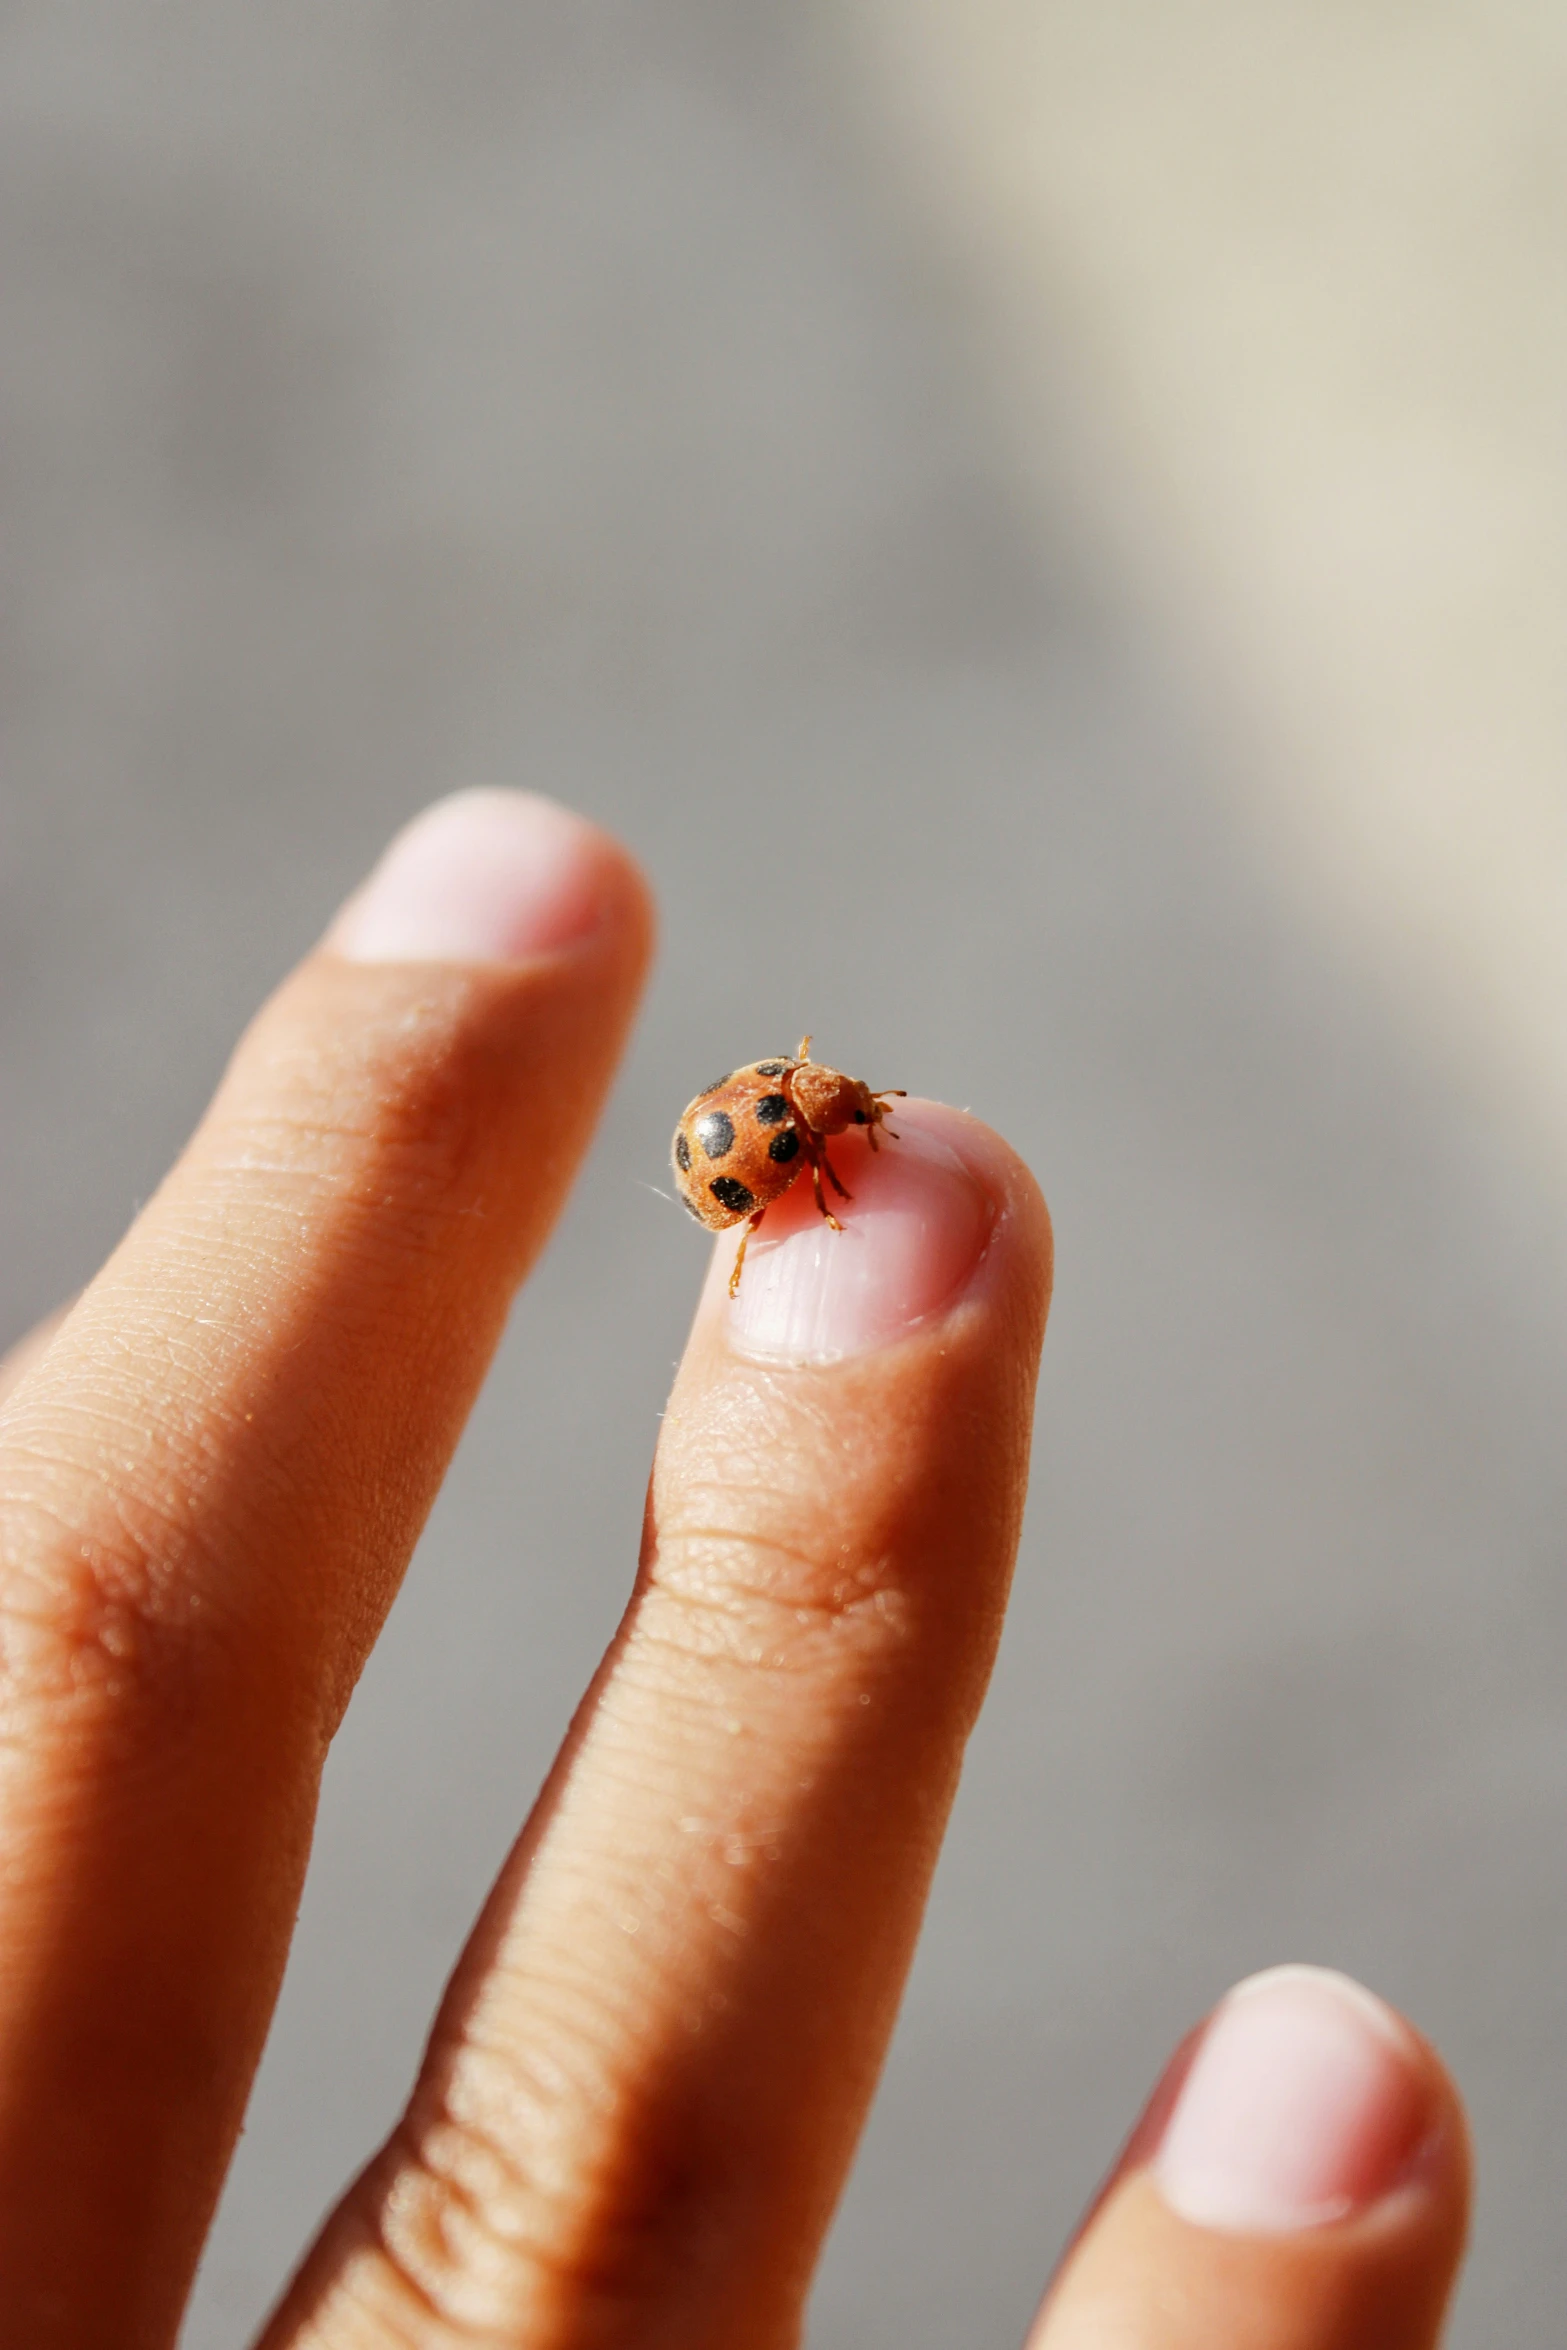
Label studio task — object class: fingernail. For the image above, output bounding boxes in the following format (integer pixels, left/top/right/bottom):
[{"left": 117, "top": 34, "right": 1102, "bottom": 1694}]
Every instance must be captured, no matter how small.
[
  {"left": 1154, "top": 1966, "right": 1434, "bottom": 2234},
  {"left": 722, "top": 1111, "right": 996, "bottom": 1364},
  {"left": 329, "top": 790, "right": 613, "bottom": 962}
]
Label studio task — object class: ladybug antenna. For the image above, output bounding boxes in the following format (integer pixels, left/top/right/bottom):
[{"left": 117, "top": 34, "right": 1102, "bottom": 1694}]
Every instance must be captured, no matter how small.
[{"left": 797, "top": 1034, "right": 813, "bottom": 1061}]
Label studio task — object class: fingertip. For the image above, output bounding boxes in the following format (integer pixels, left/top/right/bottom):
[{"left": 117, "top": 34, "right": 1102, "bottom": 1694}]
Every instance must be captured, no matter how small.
[
  {"left": 327, "top": 788, "right": 655, "bottom": 970},
  {"left": 710, "top": 1099, "right": 1051, "bottom": 1367},
  {"left": 910, "top": 1099, "right": 1054, "bottom": 1293},
  {"left": 1152, "top": 1966, "right": 1459, "bottom": 2236},
  {"left": 1034, "top": 1967, "right": 1471, "bottom": 2349}
]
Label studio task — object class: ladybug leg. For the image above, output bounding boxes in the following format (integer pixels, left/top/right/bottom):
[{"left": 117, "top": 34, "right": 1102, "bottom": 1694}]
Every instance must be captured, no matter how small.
[
  {"left": 805, "top": 1138, "right": 843, "bottom": 1232},
  {"left": 728, "top": 1207, "right": 767, "bottom": 1299},
  {"left": 821, "top": 1143, "right": 851, "bottom": 1201}
]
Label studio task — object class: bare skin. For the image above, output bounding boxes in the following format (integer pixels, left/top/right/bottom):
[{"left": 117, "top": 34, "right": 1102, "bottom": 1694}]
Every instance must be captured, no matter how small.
[{"left": 0, "top": 792, "right": 1470, "bottom": 2348}]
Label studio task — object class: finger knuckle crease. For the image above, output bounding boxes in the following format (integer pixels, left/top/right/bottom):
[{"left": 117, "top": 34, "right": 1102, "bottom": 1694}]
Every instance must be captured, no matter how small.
[
  {"left": 0, "top": 1505, "right": 236, "bottom": 1730},
  {"left": 648, "top": 1523, "right": 911, "bottom": 1646},
  {"left": 368, "top": 2097, "right": 694, "bottom": 2338},
  {"left": 221, "top": 1039, "right": 498, "bottom": 1217}
]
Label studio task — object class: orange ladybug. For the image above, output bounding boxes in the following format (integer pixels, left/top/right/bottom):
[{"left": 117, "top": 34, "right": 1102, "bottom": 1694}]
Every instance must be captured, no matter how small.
[{"left": 672, "top": 1036, "right": 905, "bottom": 1295}]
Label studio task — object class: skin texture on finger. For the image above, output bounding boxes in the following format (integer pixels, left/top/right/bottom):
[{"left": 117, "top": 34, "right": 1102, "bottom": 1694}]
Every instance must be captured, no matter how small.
[
  {"left": 261, "top": 1105, "right": 1051, "bottom": 2350},
  {"left": 0, "top": 793, "right": 652, "bottom": 2349},
  {"left": 1030, "top": 1969, "right": 1471, "bottom": 2350}
]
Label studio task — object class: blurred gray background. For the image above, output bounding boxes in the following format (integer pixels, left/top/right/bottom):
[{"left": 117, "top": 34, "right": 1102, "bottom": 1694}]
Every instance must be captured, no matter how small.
[{"left": 4, "top": 5, "right": 1566, "bottom": 2344}]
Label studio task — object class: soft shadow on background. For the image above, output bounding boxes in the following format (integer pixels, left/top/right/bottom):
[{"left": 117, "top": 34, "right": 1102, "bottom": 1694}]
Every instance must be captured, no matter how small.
[{"left": 3, "top": 7, "right": 1565, "bottom": 2345}]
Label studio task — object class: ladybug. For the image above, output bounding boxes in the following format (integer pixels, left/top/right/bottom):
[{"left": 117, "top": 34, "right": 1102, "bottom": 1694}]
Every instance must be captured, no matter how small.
[{"left": 672, "top": 1036, "right": 905, "bottom": 1295}]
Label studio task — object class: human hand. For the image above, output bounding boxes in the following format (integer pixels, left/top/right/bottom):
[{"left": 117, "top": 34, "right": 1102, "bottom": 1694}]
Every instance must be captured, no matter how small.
[{"left": 0, "top": 792, "right": 1470, "bottom": 2346}]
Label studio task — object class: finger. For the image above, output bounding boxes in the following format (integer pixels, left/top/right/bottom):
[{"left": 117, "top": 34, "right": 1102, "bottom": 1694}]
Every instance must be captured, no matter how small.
[
  {"left": 0, "top": 790, "right": 652, "bottom": 2347},
  {"left": 261, "top": 1103, "right": 1052, "bottom": 2350},
  {"left": 1030, "top": 1966, "right": 1471, "bottom": 2350}
]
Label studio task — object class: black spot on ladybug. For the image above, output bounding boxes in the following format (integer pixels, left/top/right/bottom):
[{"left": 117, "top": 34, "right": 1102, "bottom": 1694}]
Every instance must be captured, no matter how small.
[
  {"left": 700, "top": 1072, "right": 733, "bottom": 1098},
  {"left": 674, "top": 1131, "right": 692, "bottom": 1173},
  {"left": 768, "top": 1127, "right": 800, "bottom": 1163},
  {"left": 755, "top": 1060, "right": 788, "bottom": 1077},
  {"left": 710, "top": 1176, "right": 755, "bottom": 1214},
  {"left": 754, "top": 1092, "right": 790, "bottom": 1126},
  {"left": 681, "top": 1191, "right": 705, "bottom": 1220},
  {"left": 694, "top": 1110, "right": 735, "bottom": 1160},
  {"left": 852, "top": 1108, "right": 867, "bottom": 1122}
]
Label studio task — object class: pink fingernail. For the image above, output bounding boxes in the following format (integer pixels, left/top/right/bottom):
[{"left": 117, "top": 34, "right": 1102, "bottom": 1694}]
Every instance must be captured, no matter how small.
[
  {"left": 720, "top": 1108, "right": 997, "bottom": 1364},
  {"left": 329, "top": 790, "right": 613, "bottom": 962},
  {"left": 1154, "top": 1966, "right": 1433, "bottom": 2234}
]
